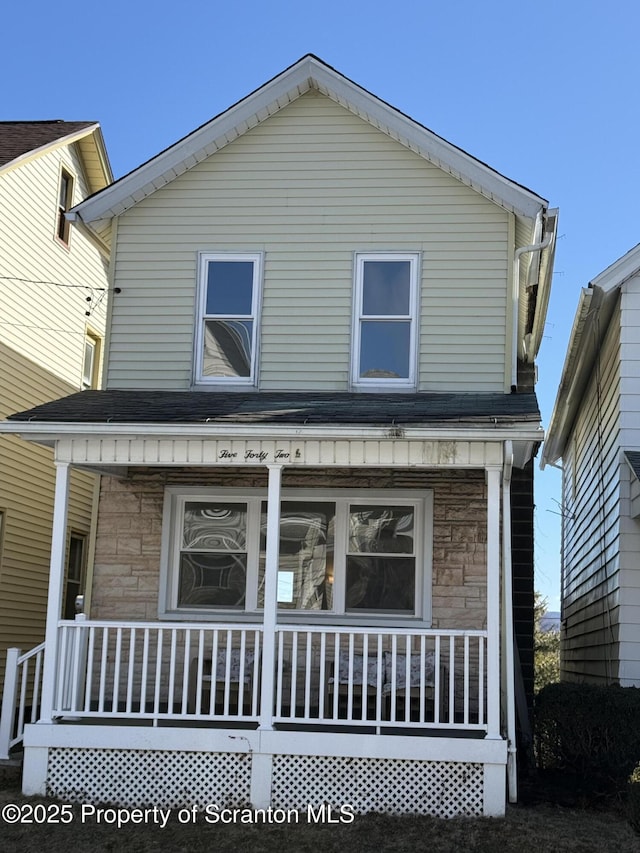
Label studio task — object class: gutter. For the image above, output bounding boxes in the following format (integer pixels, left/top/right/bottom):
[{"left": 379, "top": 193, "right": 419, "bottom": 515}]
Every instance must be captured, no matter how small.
[
  {"left": 512, "top": 211, "right": 556, "bottom": 391},
  {"left": 0, "top": 420, "right": 545, "bottom": 444}
]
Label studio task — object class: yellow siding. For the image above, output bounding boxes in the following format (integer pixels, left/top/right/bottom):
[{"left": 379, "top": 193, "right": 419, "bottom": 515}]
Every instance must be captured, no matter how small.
[
  {"left": 0, "top": 343, "right": 98, "bottom": 660},
  {"left": 109, "top": 91, "right": 510, "bottom": 393},
  {"left": 0, "top": 145, "right": 108, "bottom": 388},
  {"left": 0, "top": 135, "right": 109, "bottom": 673}
]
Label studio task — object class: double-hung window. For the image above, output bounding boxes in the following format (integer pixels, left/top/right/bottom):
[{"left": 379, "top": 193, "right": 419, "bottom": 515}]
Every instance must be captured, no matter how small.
[
  {"left": 352, "top": 253, "right": 420, "bottom": 389},
  {"left": 161, "top": 488, "right": 432, "bottom": 621},
  {"left": 195, "top": 253, "right": 263, "bottom": 385}
]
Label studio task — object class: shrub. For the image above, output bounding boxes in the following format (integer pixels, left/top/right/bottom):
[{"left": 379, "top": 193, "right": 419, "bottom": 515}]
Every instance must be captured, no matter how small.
[
  {"left": 628, "top": 762, "right": 640, "bottom": 831},
  {"left": 535, "top": 682, "right": 640, "bottom": 802}
]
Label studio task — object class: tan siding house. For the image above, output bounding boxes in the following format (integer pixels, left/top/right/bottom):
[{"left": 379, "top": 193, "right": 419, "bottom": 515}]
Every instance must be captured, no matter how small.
[
  {"left": 0, "top": 122, "right": 111, "bottom": 686},
  {"left": 543, "top": 243, "right": 640, "bottom": 685},
  {"left": 0, "top": 58, "right": 557, "bottom": 818}
]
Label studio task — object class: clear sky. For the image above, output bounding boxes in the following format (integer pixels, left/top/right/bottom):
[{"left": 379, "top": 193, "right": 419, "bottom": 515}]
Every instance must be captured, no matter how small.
[{"left": 5, "top": 0, "right": 640, "bottom": 610}]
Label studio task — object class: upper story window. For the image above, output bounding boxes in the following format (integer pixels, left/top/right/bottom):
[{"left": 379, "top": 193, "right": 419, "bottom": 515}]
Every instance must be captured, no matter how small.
[
  {"left": 195, "top": 253, "right": 263, "bottom": 385},
  {"left": 351, "top": 253, "right": 420, "bottom": 389},
  {"left": 56, "top": 168, "right": 74, "bottom": 246}
]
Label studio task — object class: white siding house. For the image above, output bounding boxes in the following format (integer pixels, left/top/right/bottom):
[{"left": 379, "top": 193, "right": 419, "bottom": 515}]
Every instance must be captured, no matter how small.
[
  {"left": 0, "top": 57, "right": 557, "bottom": 817},
  {"left": 542, "top": 243, "right": 640, "bottom": 684}
]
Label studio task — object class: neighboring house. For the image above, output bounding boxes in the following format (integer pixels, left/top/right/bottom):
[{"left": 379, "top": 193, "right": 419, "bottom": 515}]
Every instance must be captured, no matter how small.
[
  {"left": 0, "top": 122, "right": 111, "bottom": 691},
  {"left": 0, "top": 57, "right": 557, "bottom": 817},
  {"left": 542, "top": 244, "right": 640, "bottom": 685}
]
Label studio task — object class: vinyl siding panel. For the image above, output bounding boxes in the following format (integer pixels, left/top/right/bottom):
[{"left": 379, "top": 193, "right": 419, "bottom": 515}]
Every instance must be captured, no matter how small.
[
  {"left": 560, "top": 301, "right": 622, "bottom": 684},
  {"left": 0, "top": 146, "right": 108, "bottom": 388},
  {"left": 617, "top": 277, "right": 640, "bottom": 684},
  {"left": 0, "top": 344, "right": 98, "bottom": 666},
  {"left": 0, "top": 137, "right": 109, "bottom": 678},
  {"left": 108, "top": 90, "right": 510, "bottom": 392}
]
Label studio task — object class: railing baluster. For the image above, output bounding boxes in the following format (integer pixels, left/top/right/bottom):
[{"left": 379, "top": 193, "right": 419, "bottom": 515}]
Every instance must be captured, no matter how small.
[
  {"left": 140, "top": 629, "right": 149, "bottom": 713},
  {"left": 126, "top": 629, "right": 136, "bottom": 714},
  {"left": 98, "top": 628, "right": 108, "bottom": 714},
  {"left": 463, "top": 634, "right": 470, "bottom": 726},
  {"left": 304, "top": 631, "right": 312, "bottom": 720},
  {"left": 112, "top": 627, "right": 122, "bottom": 713}
]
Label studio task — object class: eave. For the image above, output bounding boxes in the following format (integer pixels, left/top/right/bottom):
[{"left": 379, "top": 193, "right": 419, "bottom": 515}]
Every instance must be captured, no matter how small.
[{"left": 69, "top": 55, "right": 548, "bottom": 235}]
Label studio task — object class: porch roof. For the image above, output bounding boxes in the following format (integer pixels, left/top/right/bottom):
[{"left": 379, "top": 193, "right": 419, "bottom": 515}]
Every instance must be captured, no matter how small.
[{"left": 7, "top": 389, "right": 540, "bottom": 428}]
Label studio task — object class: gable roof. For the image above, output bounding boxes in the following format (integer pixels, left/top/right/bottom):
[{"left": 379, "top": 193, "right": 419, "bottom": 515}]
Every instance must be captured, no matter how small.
[
  {"left": 542, "top": 243, "right": 640, "bottom": 466},
  {"left": 0, "top": 120, "right": 113, "bottom": 195},
  {"left": 69, "top": 54, "right": 548, "bottom": 233}
]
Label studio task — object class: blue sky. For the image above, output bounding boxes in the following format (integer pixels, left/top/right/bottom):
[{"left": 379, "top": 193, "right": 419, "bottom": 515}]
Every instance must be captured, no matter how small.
[{"left": 5, "top": 1, "right": 640, "bottom": 609}]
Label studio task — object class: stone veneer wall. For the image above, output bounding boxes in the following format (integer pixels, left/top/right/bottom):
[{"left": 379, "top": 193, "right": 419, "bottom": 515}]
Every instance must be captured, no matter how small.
[{"left": 90, "top": 467, "right": 487, "bottom": 629}]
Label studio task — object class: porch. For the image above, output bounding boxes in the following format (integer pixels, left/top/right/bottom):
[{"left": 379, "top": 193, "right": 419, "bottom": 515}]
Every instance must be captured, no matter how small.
[
  {"left": 0, "top": 425, "right": 534, "bottom": 816},
  {"left": 2, "top": 619, "right": 504, "bottom": 817}
]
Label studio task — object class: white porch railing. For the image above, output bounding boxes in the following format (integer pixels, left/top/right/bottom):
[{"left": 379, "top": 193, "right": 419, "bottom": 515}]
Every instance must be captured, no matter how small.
[
  {"left": 2, "top": 621, "right": 488, "bottom": 742},
  {"left": 274, "top": 626, "right": 487, "bottom": 730},
  {"left": 0, "top": 643, "right": 45, "bottom": 758},
  {"left": 53, "top": 620, "right": 262, "bottom": 724}
]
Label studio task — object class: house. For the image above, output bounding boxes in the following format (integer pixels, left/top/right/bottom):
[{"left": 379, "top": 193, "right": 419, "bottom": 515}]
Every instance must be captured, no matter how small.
[
  {"left": 542, "top": 244, "right": 640, "bottom": 685},
  {"left": 0, "top": 57, "right": 557, "bottom": 817},
  {"left": 0, "top": 122, "right": 111, "bottom": 692}
]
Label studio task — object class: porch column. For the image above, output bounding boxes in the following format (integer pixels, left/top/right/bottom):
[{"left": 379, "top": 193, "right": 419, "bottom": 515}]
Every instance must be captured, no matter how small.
[
  {"left": 258, "top": 464, "right": 283, "bottom": 731},
  {"left": 486, "top": 466, "right": 502, "bottom": 739},
  {"left": 39, "top": 461, "right": 71, "bottom": 723}
]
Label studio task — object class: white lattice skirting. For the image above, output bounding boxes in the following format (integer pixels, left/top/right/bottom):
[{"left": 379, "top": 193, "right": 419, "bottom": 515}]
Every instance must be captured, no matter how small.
[
  {"left": 47, "top": 749, "right": 252, "bottom": 809},
  {"left": 45, "top": 748, "right": 484, "bottom": 817},
  {"left": 272, "top": 755, "right": 484, "bottom": 817}
]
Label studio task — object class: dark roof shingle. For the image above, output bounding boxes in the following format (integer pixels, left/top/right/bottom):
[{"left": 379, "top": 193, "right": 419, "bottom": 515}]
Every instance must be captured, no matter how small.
[
  {"left": 0, "top": 121, "right": 95, "bottom": 168},
  {"left": 7, "top": 390, "right": 541, "bottom": 428}
]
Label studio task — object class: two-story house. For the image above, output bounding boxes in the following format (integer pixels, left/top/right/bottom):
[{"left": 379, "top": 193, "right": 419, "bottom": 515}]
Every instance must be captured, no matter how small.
[
  {"left": 0, "top": 122, "right": 111, "bottom": 693},
  {"left": 0, "top": 57, "right": 556, "bottom": 817},
  {"left": 542, "top": 244, "right": 640, "bottom": 685}
]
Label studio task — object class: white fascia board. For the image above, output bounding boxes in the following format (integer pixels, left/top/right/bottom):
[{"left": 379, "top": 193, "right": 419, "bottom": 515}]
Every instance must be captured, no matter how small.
[
  {"left": 590, "top": 243, "right": 640, "bottom": 294},
  {"left": 541, "top": 288, "right": 594, "bottom": 466},
  {"left": 527, "top": 208, "right": 559, "bottom": 360},
  {"left": 0, "top": 124, "right": 101, "bottom": 177},
  {"left": 0, "top": 420, "right": 544, "bottom": 444},
  {"left": 70, "top": 56, "right": 547, "bottom": 227}
]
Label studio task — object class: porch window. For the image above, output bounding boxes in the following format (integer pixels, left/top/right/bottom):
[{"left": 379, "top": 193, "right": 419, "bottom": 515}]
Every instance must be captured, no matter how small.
[
  {"left": 161, "top": 488, "right": 432, "bottom": 620},
  {"left": 351, "top": 253, "right": 420, "bottom": 389},
  {"left": 195, "top": 252, "right": 263, "bottom": 385}
]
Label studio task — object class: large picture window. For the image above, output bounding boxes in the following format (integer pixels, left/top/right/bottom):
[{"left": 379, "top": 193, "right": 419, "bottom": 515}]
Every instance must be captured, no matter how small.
[
  {"left": 161, "top": 488, "right": 432, "bottom": 621},
  {"left": 352, "top": 253, "right": 420, "bottom": 389},
  {"left": 195, "top": 253, "right": 263, "bottom": 384}
]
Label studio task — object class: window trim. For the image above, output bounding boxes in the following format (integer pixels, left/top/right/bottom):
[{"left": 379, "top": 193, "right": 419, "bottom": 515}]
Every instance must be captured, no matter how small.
[
  {"left": 159, "top": 486, "right": 433, "bottom": 625},
  {"left": 194, "top": 252, "right": 263, "bottom": 387},
  {"left": 82, "top": 328, "right": 102, "bottom": 390},
  {"left": 56, "top": 167, "right": 74, "bottom": 247},
  {"left": 351, "top": 252, "right": 420, "bottom": 390}
]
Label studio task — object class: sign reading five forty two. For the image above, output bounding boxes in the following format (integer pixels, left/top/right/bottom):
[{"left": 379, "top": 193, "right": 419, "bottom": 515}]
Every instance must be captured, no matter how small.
[{"left": 217, "top": 448, "right": 295, "bottom": 463}]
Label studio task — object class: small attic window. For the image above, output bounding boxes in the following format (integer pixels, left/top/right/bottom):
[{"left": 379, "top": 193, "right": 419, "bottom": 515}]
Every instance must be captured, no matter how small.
[{"left": 56, "top": 168, "right": 74, "bottom": 245}]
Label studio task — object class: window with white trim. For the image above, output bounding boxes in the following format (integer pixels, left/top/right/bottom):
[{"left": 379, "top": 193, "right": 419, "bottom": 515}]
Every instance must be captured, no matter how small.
[
  {"left": 352, "top": 253, "right": 420, "bottom": 389},
  {"left": 160, "top": 488, "right": 432, "bottom": 621},
  {"left": 82, "top": 330, "right": 101, "bottom": 390},
  {"left": 56, "top": 168, "right": 74, "bottom": 245},
  {"left": 195, "top": 253, "right": 262, "bottom": 384}
]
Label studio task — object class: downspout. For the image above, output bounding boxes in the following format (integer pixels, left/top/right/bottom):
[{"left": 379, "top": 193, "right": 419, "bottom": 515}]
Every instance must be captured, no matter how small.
[
  {"left": 512, "top": 212, "right": 553, "bottom": 391},
  {"left": 502, "top": 441, "right": 518, "bottom": 802}
]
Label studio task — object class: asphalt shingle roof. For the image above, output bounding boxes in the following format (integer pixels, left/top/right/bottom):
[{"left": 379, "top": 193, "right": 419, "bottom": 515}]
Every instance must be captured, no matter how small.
[
  {"left": 7, "top": 390, "right": 541, "bottom": 428},
  {"left": 0, "top": 121, "right": 95, "bottom": 168}
]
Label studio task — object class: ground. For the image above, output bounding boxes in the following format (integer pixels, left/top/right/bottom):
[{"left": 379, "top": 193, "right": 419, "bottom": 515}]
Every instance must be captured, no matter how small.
[{"left": 0, "top": 764, "right": 638, "bottom": 852}]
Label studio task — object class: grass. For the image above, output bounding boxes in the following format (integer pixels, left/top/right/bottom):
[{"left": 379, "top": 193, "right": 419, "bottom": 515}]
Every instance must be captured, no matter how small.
[{"left": 1, "top": 764, "right": 638, "bottom": 853}]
